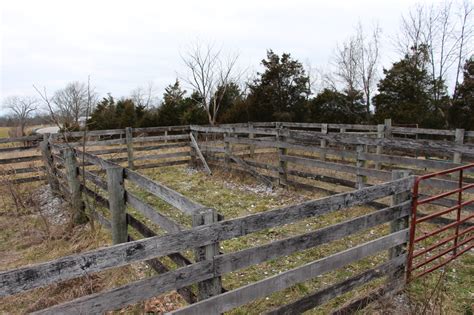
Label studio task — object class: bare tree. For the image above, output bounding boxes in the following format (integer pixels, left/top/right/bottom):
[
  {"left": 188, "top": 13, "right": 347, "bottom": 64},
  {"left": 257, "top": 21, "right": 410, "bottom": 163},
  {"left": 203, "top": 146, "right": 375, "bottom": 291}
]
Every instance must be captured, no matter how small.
[
  {"left": 396, "top": 1, "right": 473, "bottom": 97},
  {"left": 454, "top": 0, "right": 473, "bottom": 94},
  {"left": 333, "top": 22, "right": 381, "bottom": 118},
  {"left": 130, "top": 81, "right": 159, "bottom": 108},
  {"left": 181, "top": 41, "right": 240, "bottom": 125},
  {"left": 2, "top": 96, "right": 38, "bottom": 136},
  {"left": 52, "top": 81, "right": 96, "bottom": 128}
]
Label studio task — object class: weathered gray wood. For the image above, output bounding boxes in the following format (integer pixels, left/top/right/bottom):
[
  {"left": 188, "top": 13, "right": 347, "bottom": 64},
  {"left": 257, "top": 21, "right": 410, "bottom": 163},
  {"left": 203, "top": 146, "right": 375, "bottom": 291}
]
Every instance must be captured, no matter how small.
[
  {"left": 0, "top": 177, "right": 413, "bottom": 297},
  {"left": 215, "top": 202, "right": 410, "bottom": 276},
  {"left": 190, "top": 132, "right": 212, "bottom": 175},
  {"left": 124, "top": 168, "right": 203, "bottom": 214},
  {"left": 265, "top": 255, "right": 406, "bottom": 315},
  {"left": 0, "top": 155, "right": 42, "bottom": 165},
  {"left": 388, "top": 170, "right": 411, "bottom": 284},
  {"left": 0, "top": 134, "right": 42, "bottom": 144},
  {"left": 125, "top": 191, "right": 182, "bottom": 234},
  {"left": 224, "top": 132, "right": 231, "bottom": 169},
  {"left": 170, "top": 230, "right": 409, "bottom": 315},
  {"left": 356, "top": 145, "right": 368, "bottom": 189},
  {"left": 40, "top": 139, "right": 60, "bottom": 193},
  {"left": 0, "top": 145, "right": 37, "bottom": 153},
  {"left": 132, "top": 151, "right": 190, "bottom": 161},
  {"left": 33, "top": 261, "right": 214, "bottom": 315},
  {"left": 134, "top": 159, "right": 190, "bottom": 170},
  {"left": 376, "top": 124, "right": 385, "bottom": 170},
  {"left": 125, "top": 127, "right": 135, "bottom": 169},
  {"left": 193, "top": 208, "right": 222, "bottom": 300},
  {"left": 229, "top": 154, "right": 273, "bottom": 188},
  {"left": 277, "top": 126, "right": 288, "bottom": 187},
  {"left": 8, "top": 175, "right": 46, "bottom": 184},
  {"left": 106, "top": 166, "right": 128, "bottom": 244},
  {"left": 453, "top": 129, "right": 465, "bottom": 177},
  {"left": 0, "top": 165, "right": 45, "bottom": 175},
  {"left": 64, "top": 148, "right": 87, "bottom": 224},
  {"left": 287, "top": 169, "right": 355, "bottom": 188},
  {"left": 249, "top": 122, "right": 255, "bottom": 157},
  {"left": 320, "top": 123, "right": 328, "bottom": 161}
]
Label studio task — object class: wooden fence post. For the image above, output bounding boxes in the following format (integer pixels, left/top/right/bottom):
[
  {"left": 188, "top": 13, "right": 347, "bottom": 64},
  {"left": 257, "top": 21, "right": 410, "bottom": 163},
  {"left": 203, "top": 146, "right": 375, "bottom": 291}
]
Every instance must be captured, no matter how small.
[
  {"left": 125, "top": 127, "right": 134, "bottom": 170},
  {"left": 224, "top": 132, "right": 230, "bottom": 170},
  {"left": 249, "top": 122, "right": 255, "bottom": 158},
  {"left": 64, "top": 148, "right": 88, "bottom": 224},
  {"left": 384, "top": 118, "right": 392, "bottom": 139},
  {"left": 356, "top": 145, "right": 367, "bottom": 189},
  {"left": 277, "top": 125, "right": 288, "bottom": 187},
  {"left": 340, "top": 127, "right": 346, "bottom": 162},
  {"left": 40, "top": 135, "right": 60, "bottom": 194},
  {"left": 388, "top": 170, "right": 411, "bottom": 285},
  {"left": 375, "top": 124, "right": 385, "bottom": 170},
  {"left": 106, "top": 166, "right": 128, "bottom": 244},
  {"left": 320, "top": 123, "right": 328, "bottom": 161},
  {"left": 192, "top": 208, "right": 222, "bottom": 300},
  {"left": 453, "top": 128, "right": 464, "bottom": 164},
  {"left": 165, "top": 130, "right": 168, "bottom": 144}
]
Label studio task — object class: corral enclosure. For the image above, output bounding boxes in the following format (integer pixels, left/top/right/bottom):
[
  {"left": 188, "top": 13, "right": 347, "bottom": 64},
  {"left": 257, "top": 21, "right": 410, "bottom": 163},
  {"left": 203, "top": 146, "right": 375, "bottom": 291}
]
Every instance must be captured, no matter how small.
[{"left": 0, "top": 121, "right": 473, "bottom": 314}]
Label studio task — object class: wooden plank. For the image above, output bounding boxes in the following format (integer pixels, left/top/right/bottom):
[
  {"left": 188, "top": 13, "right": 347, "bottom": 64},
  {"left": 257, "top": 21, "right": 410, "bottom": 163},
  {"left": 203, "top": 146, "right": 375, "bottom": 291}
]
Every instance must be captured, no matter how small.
[
  {"left": 265, "top": 255, "right": 406, "bottom": 315},
  {"left": 132, "top": 134, "right": 190, "bottom": 144},
  {"left": 0, "top": 177, "right": 412, "bottom": 296},
  {"left": 64, "top": 148, "right": 87, "bottom": 224},
  {"left": 133, "top": 151, "right": 190, "bottom": 161},
  {"left": 287, "top": 169, "right": 355, "bottom": 188},
  {"left": 0, "top": 155, "right": 42, "bottom": 165},
  {"left": 33, "top": 261, "right": 214, "bottom": 315},
  {"left": 8, "top": 175, "right": 46, "bottom": 184},
  {"left": 190, "top": 132, "right": 212, "bottom": 175},
  {"left": 134, "top": 159, "right": 190, "bottom": 170},
  {"left": 170, "top": 230, "right": 409, "bottom": 315},
  {"left": 190, "top": 125, "right": 278, "bottom": 136},
  {"left": 229, "top": 154, "right": 273, "bottom": 188},
  {"left": 0, "top": 145, "right": 37, "bottom": 153},
  {"left": 124, "top": 168, "right": 204, "bottom": 214},
  {"left": 125, "top": 191, "right": 183, "bottom": 234},
  {"left": 0, "top": 134, "right": 42, "bottom": 144},
  {"left": 215, "top": 202, "right": 410, "bottom": 276}
]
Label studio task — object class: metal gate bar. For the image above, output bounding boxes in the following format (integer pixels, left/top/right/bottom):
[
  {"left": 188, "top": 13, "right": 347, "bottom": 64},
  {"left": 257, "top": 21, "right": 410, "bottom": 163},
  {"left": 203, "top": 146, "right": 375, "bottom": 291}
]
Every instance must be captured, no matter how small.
[{"left": 406, "top": 163, "right": 474, "bottom": 282}]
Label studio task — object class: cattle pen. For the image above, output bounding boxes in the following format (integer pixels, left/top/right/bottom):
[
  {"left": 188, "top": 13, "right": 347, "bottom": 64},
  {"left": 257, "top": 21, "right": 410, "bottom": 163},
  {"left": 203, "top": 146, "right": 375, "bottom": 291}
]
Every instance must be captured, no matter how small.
[{"left": 0, "top": 120, "right": 473, "bottom": 314}]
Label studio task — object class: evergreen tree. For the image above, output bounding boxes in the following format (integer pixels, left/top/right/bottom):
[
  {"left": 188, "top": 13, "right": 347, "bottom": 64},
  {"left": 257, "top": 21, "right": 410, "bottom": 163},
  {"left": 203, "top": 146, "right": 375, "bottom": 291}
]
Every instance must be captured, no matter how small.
[
  {"left": 307, "top": 88, "right": 365, "bottom": 123},
  {"left": 247, "top": 50, "right": 310, "bottom": 122},
  {"left": 373, "top": 46, "right": 446, "bottom": 128},
  {"left": 449, "top": 57, "right": 474, "bottom": 130}
]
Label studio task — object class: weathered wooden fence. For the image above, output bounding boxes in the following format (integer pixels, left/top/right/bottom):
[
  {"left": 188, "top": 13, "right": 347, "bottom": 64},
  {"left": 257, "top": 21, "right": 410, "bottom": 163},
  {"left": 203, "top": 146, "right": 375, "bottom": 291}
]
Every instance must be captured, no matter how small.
[
  {"left": 0, "top": 145, "right": 415, "bottom": 313},
  {"left": 1, "top": 121, "right": 474, "bottom": 313}
]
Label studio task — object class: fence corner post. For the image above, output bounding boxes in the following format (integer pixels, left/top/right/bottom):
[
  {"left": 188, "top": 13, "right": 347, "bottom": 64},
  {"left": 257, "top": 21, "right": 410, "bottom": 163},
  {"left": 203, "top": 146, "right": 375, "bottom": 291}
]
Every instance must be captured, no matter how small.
[
  {"left": 388, "top": 169, "right": 411, "bottom": 286},
  {"left": 64, "top": 147, "right": 88, "bottom": 225},
  {"left": 125, "top": 127, "right": 135, "bottom": 170},
  {"left": 192, "top": 208, "right": 222, "bottom": 300},
  {"left": 40, "top": 135, "right": 60, "bottom": 194},
  {"left": 106, "top": 166, "right": 127, "bottom": 244}
]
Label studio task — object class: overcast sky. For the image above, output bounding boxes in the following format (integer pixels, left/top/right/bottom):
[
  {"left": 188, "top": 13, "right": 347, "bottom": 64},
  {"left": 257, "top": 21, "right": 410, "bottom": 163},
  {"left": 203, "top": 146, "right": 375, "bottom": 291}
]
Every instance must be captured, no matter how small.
[{"left": 1, "top": 0, "right": 435, "bottom": 111}]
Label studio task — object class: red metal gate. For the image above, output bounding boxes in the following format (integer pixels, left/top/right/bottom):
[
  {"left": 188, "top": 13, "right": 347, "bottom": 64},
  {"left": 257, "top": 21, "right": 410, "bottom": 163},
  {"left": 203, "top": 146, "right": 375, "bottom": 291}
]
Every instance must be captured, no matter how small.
[{"left": 406, "top": 163, "right": 474, "bottom": 281}]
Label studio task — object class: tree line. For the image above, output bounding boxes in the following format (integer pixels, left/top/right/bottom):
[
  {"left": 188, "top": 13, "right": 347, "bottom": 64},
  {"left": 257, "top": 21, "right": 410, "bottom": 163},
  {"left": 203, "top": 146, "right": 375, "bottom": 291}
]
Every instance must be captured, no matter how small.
[{"left": 2, "top": 1, "right": 473, "bottom": 134}]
